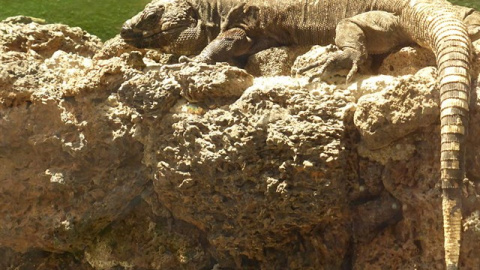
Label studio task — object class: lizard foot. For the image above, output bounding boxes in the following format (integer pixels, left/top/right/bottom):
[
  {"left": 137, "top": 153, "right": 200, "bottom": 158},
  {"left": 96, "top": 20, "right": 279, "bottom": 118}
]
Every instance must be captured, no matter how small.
[{"left": 293, "top": 47, "right": 364, "bottom": 83}]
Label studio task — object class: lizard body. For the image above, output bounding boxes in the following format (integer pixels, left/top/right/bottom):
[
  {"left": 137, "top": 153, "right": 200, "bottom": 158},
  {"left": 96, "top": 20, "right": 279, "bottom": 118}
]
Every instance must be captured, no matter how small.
[
  {"left": 121, "top": 0, "right": 409, "bottom": 61},
  {"left": 121, "top": 1, "right": 480, "bottom": 269}
]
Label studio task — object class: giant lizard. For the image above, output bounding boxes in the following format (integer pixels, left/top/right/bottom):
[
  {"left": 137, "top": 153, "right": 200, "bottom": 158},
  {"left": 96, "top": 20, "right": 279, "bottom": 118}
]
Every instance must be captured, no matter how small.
[{"left": 120, "top": 1, "right": 480, "bottom": 269}]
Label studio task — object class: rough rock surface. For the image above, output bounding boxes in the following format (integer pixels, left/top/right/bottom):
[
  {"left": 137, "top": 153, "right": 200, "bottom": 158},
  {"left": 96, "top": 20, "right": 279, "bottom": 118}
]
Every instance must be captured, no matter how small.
[
  {"left": 245, "top": 46, "right": 310, "bottom": 77},
  {"left": 1, "top": 17, "right": 480, "bottom": 270}
]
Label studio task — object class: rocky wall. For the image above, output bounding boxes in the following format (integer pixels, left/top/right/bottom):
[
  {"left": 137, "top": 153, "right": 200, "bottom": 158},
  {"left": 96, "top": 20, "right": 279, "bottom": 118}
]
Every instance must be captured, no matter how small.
[{"left": 1, "top": 16, "right": 480, "bottom": 270}]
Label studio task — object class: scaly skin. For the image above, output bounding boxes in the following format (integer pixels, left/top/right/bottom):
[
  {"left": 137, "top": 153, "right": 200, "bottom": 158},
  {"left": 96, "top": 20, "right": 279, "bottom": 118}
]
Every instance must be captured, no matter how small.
[{"left": 121, "top": 1, "right": 480, "bottom": 269}]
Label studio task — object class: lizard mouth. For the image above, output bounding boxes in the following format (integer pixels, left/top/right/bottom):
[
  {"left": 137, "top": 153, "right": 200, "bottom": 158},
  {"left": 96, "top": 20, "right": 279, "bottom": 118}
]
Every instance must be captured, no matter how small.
[
  {"left": 143, "top": 24, "right": 187, "bottom": 38},
  {"left": 121, "top": 24, "right": 188, "bottom": 45}
]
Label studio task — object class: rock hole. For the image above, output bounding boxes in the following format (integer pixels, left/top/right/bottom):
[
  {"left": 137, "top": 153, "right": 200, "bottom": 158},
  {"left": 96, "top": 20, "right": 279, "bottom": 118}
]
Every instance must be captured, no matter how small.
[{"left": 414, "top": 239, "right": 423, "bottom": 253}]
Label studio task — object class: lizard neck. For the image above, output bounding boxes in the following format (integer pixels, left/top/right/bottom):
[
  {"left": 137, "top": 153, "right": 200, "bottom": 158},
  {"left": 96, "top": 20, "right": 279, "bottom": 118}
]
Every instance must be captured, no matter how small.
[{"left": 189, "top": 0, "right": 240, "bottom": 43}]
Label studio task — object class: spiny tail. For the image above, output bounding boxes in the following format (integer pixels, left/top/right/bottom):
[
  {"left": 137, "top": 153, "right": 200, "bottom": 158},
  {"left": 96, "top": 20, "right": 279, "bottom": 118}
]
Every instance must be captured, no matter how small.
[{"left": 401, "top": 3, "right": 472, "bottom": 270}]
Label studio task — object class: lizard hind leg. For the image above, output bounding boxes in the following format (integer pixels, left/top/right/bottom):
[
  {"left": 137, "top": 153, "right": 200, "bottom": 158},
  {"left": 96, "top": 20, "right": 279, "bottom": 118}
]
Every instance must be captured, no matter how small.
[{"left": 295, "top": 11, "right": 406, "bottom": 83}]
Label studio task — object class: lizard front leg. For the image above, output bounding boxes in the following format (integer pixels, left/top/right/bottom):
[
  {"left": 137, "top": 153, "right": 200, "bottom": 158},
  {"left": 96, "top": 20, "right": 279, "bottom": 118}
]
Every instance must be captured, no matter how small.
[
  {"left": 297, "top": 11, "right": 409, "bottom": 82},
  {"left": 180, "top": 27, "right": 253, "bottom": 65}
]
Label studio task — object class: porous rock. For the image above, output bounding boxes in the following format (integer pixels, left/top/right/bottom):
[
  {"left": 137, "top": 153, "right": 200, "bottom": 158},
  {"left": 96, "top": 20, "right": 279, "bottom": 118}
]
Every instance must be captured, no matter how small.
[
  {"left": 136, "top": 76, "right": 352, "bottom": 268},
  {"left": 177, "top": 62, "right": 254, "bottom": 102},
  {"left": 378, "top": 46, "right": 436, "bottom": 76},
  {"left": 245, "top": 46, "right": 310, "bottom": 77},
  {"left": 0, "top": 16, "right": 101, "bottom": 58},
  {"left": 354, "top": 67, "right": 439, "bottom": 157}
]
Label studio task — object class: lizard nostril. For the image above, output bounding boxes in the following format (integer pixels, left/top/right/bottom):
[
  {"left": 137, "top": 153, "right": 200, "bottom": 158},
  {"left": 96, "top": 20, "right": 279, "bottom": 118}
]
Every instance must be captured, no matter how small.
[
  {"left": 120, "top": 19, "right": 136, "bottom": 38},
  {"left": 120, "top": 27, "right": 131, "bottom": 38}
]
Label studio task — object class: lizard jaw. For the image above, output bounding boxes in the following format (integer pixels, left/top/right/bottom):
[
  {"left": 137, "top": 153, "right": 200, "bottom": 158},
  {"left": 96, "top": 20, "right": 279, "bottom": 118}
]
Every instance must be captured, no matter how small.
[
  {"left": 121, "top": 24, "right": 185, "bottom": 39},
  {"left": 121, "top": 23, "right": 189, "bottom": 49}
]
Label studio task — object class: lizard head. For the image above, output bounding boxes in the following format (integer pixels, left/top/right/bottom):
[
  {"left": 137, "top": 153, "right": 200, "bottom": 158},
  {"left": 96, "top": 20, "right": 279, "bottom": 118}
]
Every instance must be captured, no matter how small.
[{"left": 121, "top": 0, "right": 207, "bottom": 55}]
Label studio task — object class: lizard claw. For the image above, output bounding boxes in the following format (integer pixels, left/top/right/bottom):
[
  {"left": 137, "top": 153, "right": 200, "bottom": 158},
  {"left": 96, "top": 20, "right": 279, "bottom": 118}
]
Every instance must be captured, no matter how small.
[
  {"left": 179, "top": 55, "right": 214, "bottom": 64},
  {"left": 346, "top": 61, "right": 359, "bottom": 84},
  {"left": 294, "top": 47, "right": 364, "bottom": 83},
  {"left": 178, "top": 55, "right": 194, "bottom": 63}
]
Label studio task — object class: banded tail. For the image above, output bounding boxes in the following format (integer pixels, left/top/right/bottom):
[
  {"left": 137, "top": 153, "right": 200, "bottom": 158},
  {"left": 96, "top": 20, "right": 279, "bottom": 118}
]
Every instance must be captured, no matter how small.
[{"left": 400, "top": 2, "right": 472, "bottom": 269}]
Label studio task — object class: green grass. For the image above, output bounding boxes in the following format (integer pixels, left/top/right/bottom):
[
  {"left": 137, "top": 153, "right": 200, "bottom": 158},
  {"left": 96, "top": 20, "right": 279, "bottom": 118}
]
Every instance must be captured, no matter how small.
[
  {"left": 0, "top": 0, "right": 151, "bottom": 41},
  {"left": 449, "top": 0, "right": 480, "bottom": 10},
  {"left": 0, "top": 0, "right": 478, "bottom": 41}
]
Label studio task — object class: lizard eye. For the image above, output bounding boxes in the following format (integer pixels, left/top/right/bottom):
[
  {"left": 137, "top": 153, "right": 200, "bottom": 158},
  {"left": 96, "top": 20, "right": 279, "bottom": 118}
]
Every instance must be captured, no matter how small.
[
  {"left": 185, "top": 3, "right": 199, "bottom": 20},
  {"left": 138, "top": 7, "right": 164, "bottom": 29}
]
